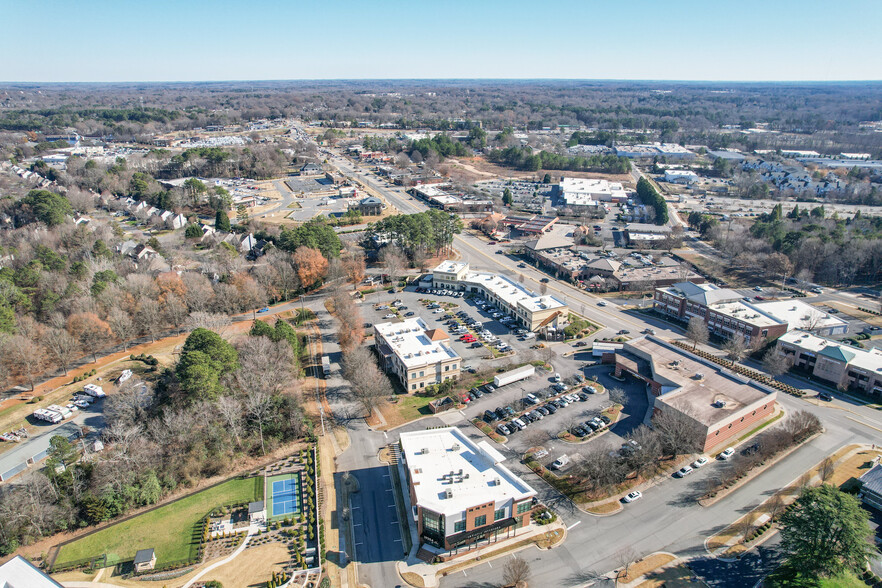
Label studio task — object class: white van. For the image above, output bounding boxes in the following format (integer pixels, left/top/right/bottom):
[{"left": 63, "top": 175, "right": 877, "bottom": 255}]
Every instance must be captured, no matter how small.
[
  {"left": 551, "top": 455, "right": 570, "bottom": 470},
  {"left": 523, "top": 332, "right": 536, "bottom": 340}
]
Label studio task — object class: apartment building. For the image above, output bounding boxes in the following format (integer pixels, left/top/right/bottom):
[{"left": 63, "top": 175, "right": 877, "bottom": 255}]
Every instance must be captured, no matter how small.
[
  {"left": 607, "top": 337, "right": 778, "bottom": 451},
  {"left": 374, "top": 318, "right": 461, "bottom": 392},
  {"left": 654, "top": 281, "right": 788, "bottom": 344},
  {"left": 431, "top": 261, "right": 567, "bottom": 331},
  {"left": 775, "top": 330, "right": 882, "bottom": 395},
  {"left": 399, "top": 427, "right": 536, "bottom": 557}
]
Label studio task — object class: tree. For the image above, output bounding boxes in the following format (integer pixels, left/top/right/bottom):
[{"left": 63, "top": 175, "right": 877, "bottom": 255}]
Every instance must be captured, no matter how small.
[
  {"left": 48, "top": 435, "right": 79, "bottom": 467},
  {"left": 108, "top": 307, "right": 137, "bottom": 351},
  {"left": 379, "top": 245, "right": 406, "bottom": 285},
  {"left": 685, "top": 316, "right": 708, "bottom": 351},
  {"left": 215, "top": 209, "right": 231, "bottom": 232},
  {"left": 236, "top": 204, "right": 249, "bottom": 225},
  {"left": 342, "top": 345, "right": 387, "bottom": 417},
  {"left": 723, "top": 333, "right": 748, "bottom": 366},
  {"left": 615, "top": 546, "right": 640, "bottom": 584},
  {"left": 777, "top": 485, "right": 875, "bottom": 579},
  {"left": 42, "top": 328, "right": 79, "bottom": 376},
  {"left": 819, "top": 457, "right": 836, "bottom": 483},
  {"left": 17, "top": 189, "right": 73, "bottom": 226},
  {"left": 502, "top": 555, "right": 531, "bottom": 587},
  {"left": 1, "top": 334, "right": 47, "bottom": 391},
  {"left": 176, "top": 328, "right": 239, "bottom": 401},
  {"left": 652, "top": 404, "right": 704, "bottom": 456},
  {"left": 184, "top": 224, "right": 202, "bottom": 239},
  {"left": 762, "top": 348, "right": 792, "bottom": 378},
  {"left": 292, "top": 246, "right": 328, "bottom": 289},
  {"left": 66, "top": 313, "right": 113, "bottom": 363},
  {"left": 502, "top": 188, "right": 513, "bottom": 206}
]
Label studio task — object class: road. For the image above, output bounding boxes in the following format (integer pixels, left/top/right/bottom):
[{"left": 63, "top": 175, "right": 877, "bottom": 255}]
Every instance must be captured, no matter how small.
[{"left": 315, "top": 145, "right": 882, "bottom": 588}]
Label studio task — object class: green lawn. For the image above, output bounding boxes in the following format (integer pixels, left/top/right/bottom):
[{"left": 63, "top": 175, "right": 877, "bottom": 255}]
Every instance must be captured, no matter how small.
[
  {"left": 819, "top": 571, "right": 867, "bottom": 588},
  {"left": 56, "top": 476, "right": 262, "bottom": 567},
  {"left": 394, "top": 395, "right": 436, "bottom": 420}
]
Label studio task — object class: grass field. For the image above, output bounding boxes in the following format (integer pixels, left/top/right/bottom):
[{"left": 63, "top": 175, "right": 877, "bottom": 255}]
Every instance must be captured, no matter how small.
[{"left": 56, "top": 477, "right": 262, "bottom": 567}]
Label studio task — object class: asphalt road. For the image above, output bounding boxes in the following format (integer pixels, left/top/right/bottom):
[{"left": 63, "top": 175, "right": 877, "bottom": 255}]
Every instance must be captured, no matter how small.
[{"left": 316, "top": 146, "right": 882, "bottom": 588}]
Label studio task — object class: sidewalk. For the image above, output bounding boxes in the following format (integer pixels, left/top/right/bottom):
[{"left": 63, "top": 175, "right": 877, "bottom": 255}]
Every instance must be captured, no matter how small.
[{"left": 396, "top": 521, "right": 566, "bottom": 588}]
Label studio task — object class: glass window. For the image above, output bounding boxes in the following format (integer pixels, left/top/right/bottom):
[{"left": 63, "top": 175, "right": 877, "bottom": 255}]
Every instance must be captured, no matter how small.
[
  {"left": 454, "top": 520, "right": 465, "bottom": 533},
  {"left": 517, "top": 502, "right": 531, "bottom": 514},
  {"left": 445, "top": 365, "right": 449, "bottom": 371},
  {"left": 494, "top": 508, "right": 506, "bottom": 521},
  {"left": 419, "top": 371, "right": 424, "bottom": 377},
  {"left": 422, "top": 511, "right": 442, "bottom": 533},
  {"left": 474, "top": 514, "right": 487, "bottom": 527}
]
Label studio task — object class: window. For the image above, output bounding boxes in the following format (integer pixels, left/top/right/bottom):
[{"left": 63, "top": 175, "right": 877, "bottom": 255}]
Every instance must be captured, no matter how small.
[
  {"left": 474, "top": 515, "right": 487, "bottom": 527},
  {"left": 494, "top": 508, "right": 506, "bottom": 521},
  {"left": 419, "top": 371, "right": 424, "bottom": 378},
  {"left": 517, "top": 502, "right": 531, "bottom": 514},
  {"left": 411, "top": 384, "right": 417, "bottom": 391},
  {"left": 454, "top": 520, "right": 465, "bottom": 533},
  {"left": 445, "top": 365, "right": 449, "bottom": 371},
  {"left": 420, "top": 382, "right": 425, "bottom": 388},
  {"left": 422, "top": 511, "right": 442, "bottom": 534}
]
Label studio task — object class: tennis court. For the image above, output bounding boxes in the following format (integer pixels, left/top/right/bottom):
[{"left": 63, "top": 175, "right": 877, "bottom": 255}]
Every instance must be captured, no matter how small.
[{"left": 267, "top": 473, "right": 301, "bottom": 518}]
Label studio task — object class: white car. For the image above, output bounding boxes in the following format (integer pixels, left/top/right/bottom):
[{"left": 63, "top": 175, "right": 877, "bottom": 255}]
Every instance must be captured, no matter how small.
[
  {"left": 676, "top": 466, "right": 694, "bottom": 477},
  {"left": 718, "top": 447, "right": 735, "bottom": 460},
  {"left": 383, "top": 314, "right": 396, "bottom": 319},
  {"left": 692, "top": 456, "right": 709, "bottom": 468},
  {"left": 598, "top": 301, "right": 608, "bottom": 306},
  {"left": 623, "top": 491, "right": 643, "bottom": 503},
  {"left": 432, "top": 308, "right": 444, "bottom": 314}
]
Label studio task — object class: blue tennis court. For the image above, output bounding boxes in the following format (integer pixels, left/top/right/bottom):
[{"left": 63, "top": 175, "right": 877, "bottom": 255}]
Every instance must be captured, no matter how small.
[{"left": 270, "top": 476, "right": 300, "bottom": 517}]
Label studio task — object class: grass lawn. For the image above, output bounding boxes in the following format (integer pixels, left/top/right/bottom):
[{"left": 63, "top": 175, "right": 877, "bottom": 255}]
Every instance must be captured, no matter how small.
[
  {"left": 56, "top": 477, "right": 262, "bottom": 567},
  {"left": 819, "top": 571, "right": 867, "bottom": 588}
]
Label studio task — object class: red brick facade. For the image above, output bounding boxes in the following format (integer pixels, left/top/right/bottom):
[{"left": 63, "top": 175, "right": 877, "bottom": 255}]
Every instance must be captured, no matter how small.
[{"left": 704, "top": 401, "right": 775, "bottom": 452}]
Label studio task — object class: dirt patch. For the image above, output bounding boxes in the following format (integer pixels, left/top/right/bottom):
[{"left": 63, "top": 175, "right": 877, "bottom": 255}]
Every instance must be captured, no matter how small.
[{"left": 401, "top": 570, "right": 427, "bottom": 587}]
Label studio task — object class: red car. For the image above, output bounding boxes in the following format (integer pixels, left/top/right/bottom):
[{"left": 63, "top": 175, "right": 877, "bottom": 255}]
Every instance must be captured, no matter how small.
[{"left": 460, "top": 394, "right": 471, "bottom": 403}]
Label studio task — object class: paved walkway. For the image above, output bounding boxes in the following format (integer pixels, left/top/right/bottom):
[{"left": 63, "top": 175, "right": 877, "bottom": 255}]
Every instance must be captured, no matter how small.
[{"left": 181, "top": 525, "right": 259, "bottom": 588}]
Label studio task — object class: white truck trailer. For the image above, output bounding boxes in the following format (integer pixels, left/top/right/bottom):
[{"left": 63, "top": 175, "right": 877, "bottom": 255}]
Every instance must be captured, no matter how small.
[
  {"left": 321, "top": 356, "right": 331, "bottom": 378},
  {"left": 83, "top": 384, "right": 106, "bottom": 398},
  {"left": 493, "top": 365, "right": 535, "bottom": 388}
]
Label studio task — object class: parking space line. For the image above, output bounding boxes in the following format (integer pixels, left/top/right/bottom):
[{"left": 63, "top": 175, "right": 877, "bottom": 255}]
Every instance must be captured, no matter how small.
[{"left": 567, "top": 521, "right": 581, "bottom": 530}]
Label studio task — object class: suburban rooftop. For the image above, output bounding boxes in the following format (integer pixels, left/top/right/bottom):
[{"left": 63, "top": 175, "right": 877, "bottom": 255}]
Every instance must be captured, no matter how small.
[
  {"left": 399, "top": 426, "right": 535, "bottom": 516},
  {"left": 779, "top": 330, "right": 882, "bottom": 373}
]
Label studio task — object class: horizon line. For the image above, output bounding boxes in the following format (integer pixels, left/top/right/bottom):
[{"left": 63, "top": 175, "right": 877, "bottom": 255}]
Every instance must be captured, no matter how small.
[{"left": 2, "top": 77, "right": 882, "bottom": 85}]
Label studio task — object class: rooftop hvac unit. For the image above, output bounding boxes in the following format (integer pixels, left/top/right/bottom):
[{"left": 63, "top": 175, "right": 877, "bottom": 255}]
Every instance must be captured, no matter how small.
[
  {"left": 420, "top": 448, "right": 429, "bottom": 455},
  {"left": 693, "top": 372, "right": 705, "bottom": 380},
  {"left": 493, "top": 477, "right": 501, "bottom": 486},
  {"left": 450, "top": 443, "right": 460, "bottom": 451},
  {"left": 444, "top": 489, "right": 453, "bottom": 499}
]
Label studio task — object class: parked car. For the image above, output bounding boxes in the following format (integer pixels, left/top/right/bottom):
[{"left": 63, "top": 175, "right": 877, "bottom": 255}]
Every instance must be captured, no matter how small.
[
  {"left": 617, "top": 329, "right": 630, "bottom": 335},
  {"left": 383, "top": 314, "right": 396, "bottom": 319},
  {"left": 600, "top": 415, "right": 611, "bottom": 425},
  {"left": 676, "top": 466, "right": 694, "bottom": 477},
  {"left": 483, "top": 410, "right": 498, "bottom": 422},
  {"left": 405, "top": 311, "right": 415, "bottom": 317},
  {"left": 622, "top": 491, "right": 642, "bottom": 503},
  {"left": 819, "top": 391, "right": 833, "bottom": 401},
  {"left": 496, "top": 423, "right": 511, "bottom": 436},
  {"left": 573, "top": 426, "right": 588, "bottom": 437},
  {"left": 550, "top": 455, "right": 570, "bottom": 470},
  {"left": 692, "top": 457, "right": 709, "bottom": 468},
  {"left": 718, "top": 447, "right": 735, "bottom": 460},
  {"left": 543, "top": 403, "right": 557, "bottom": 414}
]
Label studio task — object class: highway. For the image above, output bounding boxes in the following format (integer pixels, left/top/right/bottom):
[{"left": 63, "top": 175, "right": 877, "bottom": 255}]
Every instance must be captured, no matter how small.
[{"left": 316, "top": 146, "right": 882, "bottom": 587}]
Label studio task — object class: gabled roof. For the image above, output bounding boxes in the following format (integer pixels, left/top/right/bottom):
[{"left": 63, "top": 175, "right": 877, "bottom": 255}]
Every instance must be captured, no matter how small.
[
  {"left": 818, "top": 345, "right": 856, "bottom": 363},
  {"left": 585, "top": 258, "right": 621, "bottom": 272}
]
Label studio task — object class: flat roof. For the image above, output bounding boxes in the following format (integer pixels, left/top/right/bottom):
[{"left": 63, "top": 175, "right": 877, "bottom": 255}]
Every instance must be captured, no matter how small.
[
  {"left": 779, "top": 330, "right": 882, "bottom": 373},
  {"left": 753, "top": 300, "right": 848, "bottom": 331},
  {"left": 623, "top": 337, "right": 773, "bottom": 427},
  {"left": 400, "top": 427, "right": 535, "bottom": 516},
  {"left": 433, "top": 260, "right": 468, "bottom": 274},
  {"left": 0, "top": 421, "right": 81, "bottom": 478},
  {"left": 375, "top": 318, "right": 459, "bottom": 369},
  {"left": 465, "top": 271, "right": 566, "bottom": 312},
  {"left": 0, "top": 555, "right": 65, "bottom": 588}
]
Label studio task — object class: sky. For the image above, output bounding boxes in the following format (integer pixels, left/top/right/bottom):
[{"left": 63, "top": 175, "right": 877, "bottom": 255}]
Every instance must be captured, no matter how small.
[{"left": 2, "top": 0, "right": 880, "bottom": 83}]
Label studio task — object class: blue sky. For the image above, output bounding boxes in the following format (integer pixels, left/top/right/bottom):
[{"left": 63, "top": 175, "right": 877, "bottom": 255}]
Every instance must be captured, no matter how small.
[{"left": 2, "top": 0, "right": 879, "bottom": 82}]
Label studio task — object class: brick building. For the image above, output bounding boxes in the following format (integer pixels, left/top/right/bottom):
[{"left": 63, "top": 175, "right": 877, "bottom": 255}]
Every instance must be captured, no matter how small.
[
  {"left": 399, "top": 427, "right": 536, "bottom": 557},
  {"left": 654, "top": 281, "right": 788, "bottom": 344},
  {"left": 775, "top": 330, "right": 882, "bottom": 396},
  {"left": 607, "top": 337, "right": 778, "bottom": 452}
]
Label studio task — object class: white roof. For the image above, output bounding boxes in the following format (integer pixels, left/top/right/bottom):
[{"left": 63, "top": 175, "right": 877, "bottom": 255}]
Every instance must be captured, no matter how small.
[
  {"left": 464, "top": 271, "right": 566, "bottom": 313},
  {"left": 560, "top": 177, "right": 626, "bottom": 206},
  {"left": 400, "top": 427, "right": 535, "bottom": 516},
  {"left": 780, "top": 330, "right": 882, "bottom": 373},
  {"left": 0, "top": 555, "right": 64, "bottom": 588},
  {"left": 753, "top": 300, "right": 848, "bottom": 331},
  {"left": 433, "top": 260, "right": 468, "bottom": 274},
  {"left": 375, "top": 318, "right": 459, "bottom": 369}
]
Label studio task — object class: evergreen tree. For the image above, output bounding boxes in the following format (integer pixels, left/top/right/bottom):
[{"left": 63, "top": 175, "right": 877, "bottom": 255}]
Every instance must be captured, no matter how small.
[{"left": 215, "top": 209, "right": 231, "bottom": 232}]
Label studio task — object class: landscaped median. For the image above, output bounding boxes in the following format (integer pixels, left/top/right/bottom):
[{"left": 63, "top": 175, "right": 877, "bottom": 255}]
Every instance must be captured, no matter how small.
[{"left": 705, "top": 444, "right": 879, "bottom": 555}]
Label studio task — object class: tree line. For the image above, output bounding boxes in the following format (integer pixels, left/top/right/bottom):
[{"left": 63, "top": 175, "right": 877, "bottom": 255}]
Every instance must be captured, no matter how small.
[
  {"left": 487, "top": 145, "right": 631, "bottom": 174},
  {"left": 364, "top": 210, "right": 462, "bottom": 265}
]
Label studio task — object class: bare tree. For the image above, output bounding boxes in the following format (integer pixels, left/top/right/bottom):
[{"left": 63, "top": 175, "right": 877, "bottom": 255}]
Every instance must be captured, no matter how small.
[
  {"left": 136, "top": 297, "right": 165, "bottom": 343},
  {"left": 184, "top": 312, "right": 232, "bottom": 335},
  {"left": 722, "top": 333, "right": 748, "bottom": 366},
  {"left": 685, "top": 316, "right": 708, "bottom": 351},
  {"left": 818, "top": 456, "right": 835, "bottom": 483},
  {"left": 216, "top": 394, "right": 244, "bottom": 447},
  {"left": 615, "top": 546, "right": 639, "bottom": 584},
  {"left": 42, "top": 328, "right": 80, "bottom": 376},
  {"left": 1, "top": 335, "right": 47, "bottom": 391},
  {"left": 245, "top": 389, "right": 273, "bottom": 456},
  {"left": 652, "top": 403, "right": 704, "bottom": 456},
  {"left": 762, "top": 348, "right": 792, "bottom": 378},
  {"left": 608, "top": 386, "right": 626, "bottom": 407},
  {"left": 739, "top": 511, "right": 758, "bottom": 543},
  {"left": 342, "top": 345, "right": 388, "bottom": 417},
  {"left": 502, "top": 555, "right": 531, "bottom": 588},
  {"left": 379, "top": 245, "right": 406, "bottom": 285},
  {"left": 767, "top": 493, "right": 786, "bottom": 520},
  {"left": 108, "top": 307, "right": 138, "bottom": 351}
]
